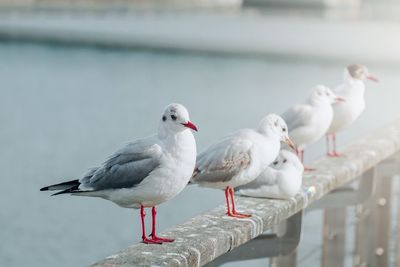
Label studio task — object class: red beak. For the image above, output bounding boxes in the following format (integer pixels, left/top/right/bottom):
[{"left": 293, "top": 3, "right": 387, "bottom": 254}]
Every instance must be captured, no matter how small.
[
  {"left": 182, "top": 121, "right": 198, "bottom": 131},
  {"left": 366, "top": 75, "right": 379, "bottom": 82},
  {"left": 335, "top": 97, "right": 346, "bottom": 102}
]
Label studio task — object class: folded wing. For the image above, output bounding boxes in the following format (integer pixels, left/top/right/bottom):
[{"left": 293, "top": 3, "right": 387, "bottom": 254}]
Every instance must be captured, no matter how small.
[
  {"left": 192, "top": 136, "right": 252, "bottom": 184},
  {"left": 80, "top": 138, "right": 163, "bottom": 191}
]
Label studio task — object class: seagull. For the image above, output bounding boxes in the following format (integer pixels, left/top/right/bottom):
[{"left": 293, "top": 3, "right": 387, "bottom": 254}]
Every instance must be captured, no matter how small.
[
  {"left": 326, "top": 64, "right": 378, "bottom": 157},
  {"left": 40, "top": 103, "right": 198, "bottom": 244},
  {"left": 282, "top": 85, "right": 345, "bottom": 171},
  {"left": 190, "top": 114, "right": 295, "bottom": 218},
  {"left": 237, "top": 150, "right": 303, "bottom": 199}
]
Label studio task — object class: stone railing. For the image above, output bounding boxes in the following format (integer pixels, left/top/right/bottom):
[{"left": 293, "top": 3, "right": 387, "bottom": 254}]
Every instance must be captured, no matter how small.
[{"left": 91, "top": 118, "right": 400, "bottom": 267}]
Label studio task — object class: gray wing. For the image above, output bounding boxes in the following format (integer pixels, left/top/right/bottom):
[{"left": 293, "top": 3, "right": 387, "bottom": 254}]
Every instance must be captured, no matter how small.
[
  {"left": 192, "top": 135, "right": 252, "bottom": 184},
  {"left": 80, "top": 137, "right": 163, "bottom": 191},
  {"left": 281, "top": 104, "right": 313, "bottom": 131}
]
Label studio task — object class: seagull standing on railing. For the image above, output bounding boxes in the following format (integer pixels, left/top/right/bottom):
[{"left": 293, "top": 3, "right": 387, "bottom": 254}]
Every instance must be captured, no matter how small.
[
  {"left": 237, "top": 150, "right": 303, "bottom": 199},
  {"left": 326, "top": 64, "right": 378, "bottom": 157},
  {"left": 191, "top": 114, "right": 295, "bottom": 218},
  {"left": 282, "top": 85, "right": 345, "bottom": 171},
  {"left": 40, "top": 103, "right": 198, "bottom": 244}
]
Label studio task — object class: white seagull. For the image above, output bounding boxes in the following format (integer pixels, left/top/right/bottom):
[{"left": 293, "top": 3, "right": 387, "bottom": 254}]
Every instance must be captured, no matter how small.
[
  {"left": 237, "top": 150, "right": 304, "bottom": 199},
  {"left": 40, "top": 103, "right": 198, "bottom": 244},
  {"left": 326, "top": 64, "right": 378, "bottom": 157},
  {"left": 282, "top": 85, "right": 345, "bottom": 171},
  {"left": 191, "top": 114, "right": 295, "bottom": 218}
]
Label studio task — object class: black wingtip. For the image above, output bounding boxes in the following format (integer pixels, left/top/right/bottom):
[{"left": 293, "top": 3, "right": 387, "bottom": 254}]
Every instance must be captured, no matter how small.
[
  {"left": 40, "top": 179, "right": 80, "bottom": 193},
  {"left": 51, "top": 191, "right": 67, "bottom": 196},
  {"left": 50, "top": 184, "right": 81, "bottom": 196},
  {"left": 50, "top": 188, "right": 73, "bottom": 196}
]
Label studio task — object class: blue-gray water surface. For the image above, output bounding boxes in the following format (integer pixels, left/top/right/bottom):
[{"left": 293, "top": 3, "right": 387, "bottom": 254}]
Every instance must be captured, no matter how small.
[{"left": 1, "top": 42, "right": 399, "bottom": 267}]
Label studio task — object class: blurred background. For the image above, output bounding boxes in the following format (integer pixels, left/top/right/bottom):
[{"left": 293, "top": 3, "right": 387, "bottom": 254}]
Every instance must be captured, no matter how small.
[{"left": 0, "top": 0, "right": 399, "bottom": 266}]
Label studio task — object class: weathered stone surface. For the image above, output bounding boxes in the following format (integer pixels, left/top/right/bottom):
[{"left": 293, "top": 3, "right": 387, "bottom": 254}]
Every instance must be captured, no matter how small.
[{"left": 92, "top": 118, "right": 400, "bottom": 267}]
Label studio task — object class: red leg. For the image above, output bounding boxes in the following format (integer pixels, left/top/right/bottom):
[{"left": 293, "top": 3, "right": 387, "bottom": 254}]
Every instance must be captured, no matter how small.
[
  {"left": 332, "top": 133, "right": 343, "bottom": 157},
  {"left": 326, "top": 135, "right": 329, "bottom": 155},
  {"left": 229, "top": 187, "right": 251, "bottom": 218},
  {"left": 140, "top": 206, "right": 162, "bottom": 244},
  {"left": 327, "top": 135, "right": 335, "bottom": 157},
  {"left": 301, "top": 150, "right": 316, "bottom": 171},
  {"left": 225, "top": 186, "right": 233, "bottom": 216},
  {"left": 295, "top": 146, "right": 299, "bottom": 157},
  {"left": 150, "top": 207, "right": 174, "bottom": 243}
]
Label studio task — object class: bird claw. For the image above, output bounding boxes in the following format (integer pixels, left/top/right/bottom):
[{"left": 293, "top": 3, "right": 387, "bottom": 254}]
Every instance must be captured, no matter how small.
[
  {"left": 304, "top": 167, "right": 316, "bottom": 172},
  {"left": 142, "top": 237, "right": 163, "bottom": 245},
  {"left": 234, "top": 213, "right": 252, "bottom": 218},
  {"left": 227, "top": 211, "right": 252, "bottom": 218},
  {"left": 150, "top": 235, "right": 175, "bottom": 243},
  {"left": 327, "top": 152, "right": 343, "bottom": 157}
]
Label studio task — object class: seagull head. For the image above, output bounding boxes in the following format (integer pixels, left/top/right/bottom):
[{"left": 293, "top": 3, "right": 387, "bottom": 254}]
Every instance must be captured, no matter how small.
[
  {"left": 258, "top": 114, "right": 296, "bottom": 150},
  {"left": 272, "top": 150, "right": 304, "bottom": 173},
  {"left": 311, "top": 85, "right": 345, "bottom": 104},
  {"left": 347, "top": 64, "right": 379, "bottom": 82},
  {"left": 160, "top": 103, "right": 198, "bottom": 134}
]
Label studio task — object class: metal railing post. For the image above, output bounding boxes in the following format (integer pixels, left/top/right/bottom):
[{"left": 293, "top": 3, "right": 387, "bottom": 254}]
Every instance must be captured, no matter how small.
[
  {"left": 354, "top": 156, "right": 400, "bottom": 267},
  {"left": 322, "top": 207, "right": 347, "bottom": 267},
  {"left": 206, "top": 211, "right": 303, "bottom": 267}
]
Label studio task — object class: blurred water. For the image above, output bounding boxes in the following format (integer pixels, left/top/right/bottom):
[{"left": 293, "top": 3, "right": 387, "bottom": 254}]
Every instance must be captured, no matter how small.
[{"left": 0, "top": 42, "right": 399, "bottom": 267}]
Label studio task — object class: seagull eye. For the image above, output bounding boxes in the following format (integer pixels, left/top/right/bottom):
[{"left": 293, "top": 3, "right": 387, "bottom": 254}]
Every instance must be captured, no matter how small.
[
  {"left": 162, "top": 116, "right": 167, "bottom": 122},
  {"left": 282, "top": 128, "right": 287, "bottom": 132},
  {"left": 273, "top": 161, "right": 279, "bottom": 165},
  {"left": 283, "top": 159, "right": 288, "bottom": 163},
  {"left": 171, "top": 115, "right": 177, "bottom": 121}
]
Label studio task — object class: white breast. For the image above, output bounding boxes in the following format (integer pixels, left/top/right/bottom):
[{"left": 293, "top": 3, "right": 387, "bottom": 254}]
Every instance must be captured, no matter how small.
[
  {"left": 328, "top": 92, "right": 365, "bottom": 134},
  {"left": 290, "top": 104, "right": 333, "bottom": 149}
]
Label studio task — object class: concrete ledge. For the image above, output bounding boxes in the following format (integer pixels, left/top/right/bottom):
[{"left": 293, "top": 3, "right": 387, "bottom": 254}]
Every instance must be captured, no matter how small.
[{"left": 92, "top": 118, "right": 400, "bottom": 267}]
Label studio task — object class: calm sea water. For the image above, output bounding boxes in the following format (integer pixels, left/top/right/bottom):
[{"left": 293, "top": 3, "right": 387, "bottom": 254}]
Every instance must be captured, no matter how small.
[{"left": 0, "top": 42, "right": 399, "bottom": 267}]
